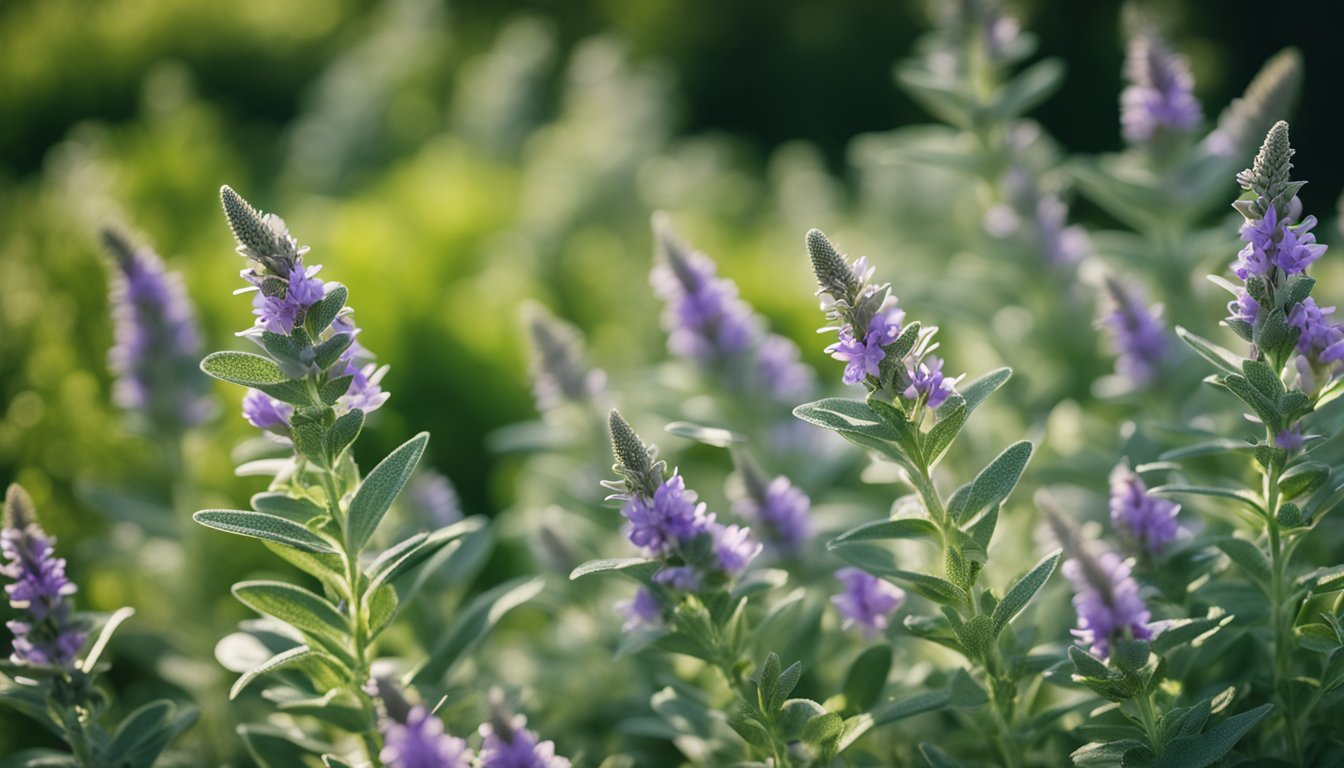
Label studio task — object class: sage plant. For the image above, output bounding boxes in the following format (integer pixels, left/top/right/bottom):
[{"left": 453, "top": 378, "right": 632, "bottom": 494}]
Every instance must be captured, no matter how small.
[
  {"left": 195, "top": 186, "right": 529, "bottom": 765},
  {"left": 1160, "top": 122, "right": 1344, "bottom": 763},
  {"left": 1, "top": 484, "right": 196, "bottom": 765},
  {"left": 796, "top": 229, "right": 1062, "bottom": 765}
]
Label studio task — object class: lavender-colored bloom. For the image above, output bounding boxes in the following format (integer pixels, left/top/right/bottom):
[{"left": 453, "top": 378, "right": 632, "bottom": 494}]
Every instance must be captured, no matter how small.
[
  {"left": 651, "top": 240, "right": 760, "bottom": 362},
  {"left": 1234, "top": 205, "right": 1278, "bottom": 279},
  {"left": 104, "top": 231, "right": 210, "bottom": 429},
  {"left": 478, "top": 714, "right": 571, "bottom": 768},
  {"left": 2, "top": 495, "right": 85, "bottom": 667},
  {"left": 1227, "top": 288, "right": 1261, "bottom": 325},
  {"left": 616, "top": 588, "right": 661, "bottom": 632},
  {"left": 1275, "top": 216, "right": 1327, "bottom": 274},
  {"left": 831, "top": 567, "right": 905, "bottom": 639},
  {"left": 241, "top": 389, "right": 293, "bottom": 435},
  {"left": 380, "top": 707, "right": 472, "bottom": 768},
  {"left": 1108, "top": 463, "right": 1181, "bottom": 556},
  {"left": 826, "top": 325, "right": 884, "bottom": 386},
  {"left": 1121, "top": 31, "right": 1202, "bottom": 144},
  {"left": 904, "top": 355, "right": 958, "bottom": 409},
  {"left": 524, "top": 304, "right": 606, "bottom": 414},
  {"left": 1287, "top": 298, "right": 1340, "bottom": 354},
  {"left": 1275, "top": 424, "right": 1305, "bottom": 451},
  {"left": 1036, "top": 195, "right": 1092, "bottom": 266},
  {"left": 652, "top": 566, "right": 702, "bottom": 592},
  {"left": 408, "top": 469, "right": 462, "bottom": 528},
  {"left": 734, "top": 475, "right": 811, "bottom": 555},
  {"left": 755, "top": 334, "right": 814, "bottom": 402},
  {"left": 1063, "top": 548, "right": 1152, "bottom": 659},
  {"left": 340, "top": 362, "right": 391, "bottom": 414},
  {"left": 621, "top": 475, "right": 708, "bottom": 556},
  {"left": 1101, "top": 279, "right": 1167, "bottom": 387},
  {"left": 711, "top": 523, "right": 763, "bottom": 575}
]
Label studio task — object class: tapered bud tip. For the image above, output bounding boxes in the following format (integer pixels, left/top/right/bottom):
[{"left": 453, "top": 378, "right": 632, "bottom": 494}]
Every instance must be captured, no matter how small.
[
  {"left": 4, "top": 484, "right": 35, "bottom": 530},
  {"left": 608, "top": 410, "right": 649, "bottom": 475},
  {"left": 220, "top": 185, "right": 273, "bottom": 254},
  {"left": 651, "top": 211, "right": 691, "bottom": 267},
  {"left": 806, "top": 228, "right": 855, "bottom": 296},
  {"left": 99, "top": 227, "right": 137, "bottom": 265}
]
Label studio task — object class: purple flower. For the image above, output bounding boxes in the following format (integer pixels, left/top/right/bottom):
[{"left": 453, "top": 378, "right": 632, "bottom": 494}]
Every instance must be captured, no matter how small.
[
  {"left": 104, "top": 231, "right": 210, "bottom": 429},
  {"left": 1234, "top": 206, "right": 1278, "bottom": 279},
  {"left": 1275, "top": 424, "right": 1305, "bottom": 451},
  {"left": 1275, "top": 216, "right": 1327, "bottom": 275},
  {"left": 1121, "top": 31, "right": 1202, "bottom": 144},
  {"left": 1287, "top": 298, "right": 1341, "bottom": 354},
  {"left": 653, "top": 566, "right": 702, "bottom": 591},
  {"left": 1226, "top": 289, "right": 1261, "bottom": 325},
  {"left": 621, "top": 475, "right": 708, "bottom": 556},
  {"left": 339, "top": 362, "right": 391, "bottom": 414},
  {"left": 478, "top": 714, "right": 571, "bottom": 768},
  {"left": 1108, "top": 463, "right": 1181, "bottom": 556},
  {"left": 380, "top": 707, "right": 472, "bottom": 768},
  {"left": 2, "top": 491, "right": 85, "bottom": 668},
  {"left": 1063, "top": 547, "right": 1152, "bottom": 660},
  {"left": 755, "top": 334, "right": 815, "bottom": 402},
  {"left": 1036, "top": 195, "right": 1092, "bottom": 266},
  {"left": 616, "top": 588, "right": 662, "bottom": 632},
  {"left": 734, "top": 476, "right": 811, "bottom": 555},
  {"left": 241, "top": 389, "right": 293, "bottom": 435},
  {"left": 904, "top": 355, "right": 958, "bottom": 409},
  {"left": 831, "top": 568, "right": 905, "bottom": 639},
  {"left": 711, "top": 523, "right": 763, "bottom": 575},
  {"left": 250, "top": 264, "right": 325, "bottom": 335},
  {"left": 651, "top": 242, "right": 760, "bottom": 362},
  {"left": 1101, "top": 280, "right": 1167, "bottom": 387},
  {"left": 826, "top": 325, "right": 884, "bottom": 386}
]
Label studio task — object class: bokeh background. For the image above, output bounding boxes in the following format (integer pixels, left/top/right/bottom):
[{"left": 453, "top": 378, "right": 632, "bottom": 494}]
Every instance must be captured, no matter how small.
[{"left": 2, "top": 0, "right": 1342, "bottom": 762}]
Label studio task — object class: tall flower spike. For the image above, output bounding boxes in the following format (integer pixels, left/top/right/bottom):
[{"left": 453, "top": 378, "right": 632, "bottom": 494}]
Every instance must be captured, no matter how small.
[
  {"left": 806, "top": 228, "right": 858, "bottom": 303},
  {"left": 1108, "top": 462, "right": 1181, "bottom": 556},
  {"left": 1203, "top": 48, "right": 1302, "bottom": 159},
  {"left": 1100, "top": 277, "right": 1167, "bottom": 387},
  {"left": 102, "top": 228, "right": 211, "bottom": 430},
  {"left": 1120, "top": 29, "right": 1202, "bottom": 144},
  {"left": 523, "top": 302, "right": 606, "bottom": 414},
  {"left": 220, "top": 185, "right": 297, "bottom": 275},
  {"left": 379, "top": 706, "right": 472, "bottom": 768},
  {"left": 1044, "top": 497, "right": 1152, "bottom": 660},
  {"left": 1236, "top": 121, "right": 1300, "bottom": 218},
  {"left": 650, "top": 213, "right": 760, "bottom": 362},
  {"left": 479, "top": 697, "right": 571, "bottom": 768},
  {"left": 2, "top": 485, "right": 85, "bottom": 668},
  {"left": 732, "top": 451, "right": 812, "bottom": 555},
  {"left": 608, "top": 410, "right": 661, "bottom": 498}
]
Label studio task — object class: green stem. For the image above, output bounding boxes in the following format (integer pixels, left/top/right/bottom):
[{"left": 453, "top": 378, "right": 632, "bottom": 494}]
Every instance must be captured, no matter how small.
[
  {"left": 1263, "top": 458, "right": 1303, "bottom": 765},
  {"left": 1135, "top": 691, "right": 1161, "bottom": 754}
]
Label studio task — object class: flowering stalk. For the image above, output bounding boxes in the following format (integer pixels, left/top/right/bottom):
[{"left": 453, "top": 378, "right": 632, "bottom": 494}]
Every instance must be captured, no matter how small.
[
  {"left": 1168, "top": 122, "right": 1344, "bottom": 764},
  {"left": 196, "top": 187, "right": 491, "bottom": 764},
  {"left": 798, "top": 230, "right": 1060, "bottom": 765},
  {"left": 2, "top": 484, "right": 196, "bottom": 765}
]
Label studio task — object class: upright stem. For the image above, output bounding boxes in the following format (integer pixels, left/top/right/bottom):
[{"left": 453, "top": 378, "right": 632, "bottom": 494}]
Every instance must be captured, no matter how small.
[
  {"left": 1263, "top": 458, "right": 1302, "bottom": 765},
  {"left": 1135, "top": 691, "right": 1161, "bottom": 754}
]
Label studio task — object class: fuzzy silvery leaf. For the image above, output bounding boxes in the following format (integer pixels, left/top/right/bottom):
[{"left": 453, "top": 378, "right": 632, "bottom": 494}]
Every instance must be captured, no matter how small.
[
  {"left": 840, "top": 645, "right": 891, "bottom": 715},
  {"left": 923, "top": 367, "right": 1012, "bottom": 468},
  {"left": 193, "top": 510, "right": 338, "bottom": 553},
  {"left": 201, "top": 351, "right": 288, "bottom": 387},
  {"left": 919, "top": 742, "right": 971, "bottom": 768},
  {"left": 103, "top": 700, "right": 200, "bottom": 768},
  {"left": 990, "top": 549, "right": 1061, "bottom": 639},
  {"left": 345, "top": 432, "right": 429, "bottom": 552},
  {"left": 829, "top": 541, "right": 966, "bottom": 605},
  {"left": 1152, "top": 703, "right": 1273, "bottom": 768},
  {"left": 408, "top": 576, "right": 544, "bottom": 685},
  {"left": 828, "top": 518, "right": 939, "bottom": 546},
  {"left": 947, "top": 440, "right": 1033, "bottom": 524},
  {"left": 1175, "top": 326, "right": 1243, "bottom": 376},
  {"left": 837, "top": 689, "right": 949, "bottom": 753},
  {"left": 238, "top": 723, "right": 332, "bottom": 768}
]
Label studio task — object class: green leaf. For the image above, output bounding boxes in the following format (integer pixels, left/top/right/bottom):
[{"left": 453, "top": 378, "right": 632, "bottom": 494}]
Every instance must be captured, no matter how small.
[
  {"left": 919, "top": 743, "right": 971, "bottom": 768},
  {"left": 828, "top": 541, "right": 967, "bottom": 605},
  {"left": 261, "top": 331, "right": 309, "bottom": 369},
  {"left": 1280, "top": 461, "right": 1329, "bottom": 499},
  {"left": 801, "top": 711, "right": 844, "bottom": 761},
  {"left": 409, "top": 577, "right": 544, "bottom": 685},
  {"left": 947, "top": 441, "right": 1033, "bottom": 524},
  {"left": 991, "top": 549, "right": 1061, "bottom": 639},
  {"left": 239, "top": 724, "right": 331, "bottom": 768},
  {"left": 322, "top": 756, "right": 356, "bottom": 768},
  {"left": 1241, "top": 359, "right": 1284, "bottom": 400},
  {"left": 777, "top": 698, "right": 827, "bottom": 740},
  {"left": 1153, "top": 704, "right": 1273, "bottom": 768},
  {"left": 829, "top": 518, "right": 939, "bottom": 546},
  {"left": 229, "top": 645, "right": 344, "bottom": 700},
  {"left": 758, "top": 652, "right": 782, "bottom": 712},
  {"left": 1294, "top": 623, "right": 1341, "bottom": 653},
  {"left": 194, "top": 510, "right": 337, "bottom": 553},
  {"left": 345, "top": 432, "right": 429, "bottom": 552},
  {"left": 250, "top": 493, "right": 325, "bottom": 523},
  {"left": 255, "top": 379, "right": 319, "bottom": 407},
  {"left": 319, "top": 375, "right": 353, "bottom": 405},
  {"left": 367, "top": 583, "right": 398, "bottom": 636},
  {"left": 366, "top": 518, "right": 485, "bottom": 594},
  {"left": 103, "top": 700, "right": 198, "bottom": 766},
  {"left": 1224, "top": 374, "right": 1282, "bottom": 432},
  {"left": 201, "top": 351, "right": 288, "bottom": 386},
  {"left": 313, "top": 333, "right": 353, "bottom": 371},
  {"left": 233, "top": 581, "right": 350, "bottom": 653},
  {"left": 842, "top": 645, "right": 892, "bottom": 713},
  {"left": 1295, "top": 564, "right": 1344, "bottom": 596},
  {"left": 793, "top": 398, "right": 916, "bottom": 469},
  {"left": 305, "top": 286, "right": 348, "bottom": 337},
  {"left": 924, "top": 368, "right": 1012, "bottom": 468},
  {"left": 570, "top": 557, "right": 662, "bottom": 582},
  {"left": 1158, "top": 439, "right": 1256, "bottom": 461},
  {"left": 1147, "top": 485, "right": 1266, "bottom": 517},
  {"left": 1216, "top": 538, "right": 1271, "bottom": 586},
  {"left": 772, "top": 661, "right": 803, "bottom": 712},
  {"left": 78, "top": 606, "right": 135, "bottom": 673},
  {"left": 1176, "top": 327, "right": 1243, "bottom": 376},
  {"left": 1071, "top": 740, "right": 1149, "bottom": 766},
  {"left": 326, "top": 409, "right": 364, "bottom": 463},
  {"left": 664, "top": 421, "right": 742, "bottom": 448}
]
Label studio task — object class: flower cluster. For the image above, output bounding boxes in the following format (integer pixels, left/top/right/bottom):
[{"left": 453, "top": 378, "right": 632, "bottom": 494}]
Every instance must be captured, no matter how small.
[
  {"left": 2, "top": 485, "right": 85, "bottom": 668},
  {"left": 524, "top": 302, "right": 607, "bottom": 417},
  {"left": 1108, "top": 462, "right": 1180, "bottom": 556},
  {"left": 1120, "top": 29, "right": 1202, "bottom": 145},
  {"left": 733, "top": 458, "right": 811, "bottom": 557},
  {"left": 1099, "top": 277, "right": 1167, "bottom": 387},
  {"left": 479, "top": 713, "right": 571, "bottom": 768},
  {"left": 604, "top": 411, "right": 763, "bottom": 609},
  {"left": 378, "top": 707, "right": 570, "bottom": 768},
  {"left": 807, "top": 229, "right": 961, "bottom": 407},
  {"left": 651, "top": 214, "right": 814, "bottom": 403},
  {"left": 102, "top": 229, "right": 211, "bottom": 431},
  {"left": 221, "top": 187, "right": 390, "bottom": 437},
  {"left": 1222, "top": 123, "right": 1341, "bottom": 396},
  {"left": 831, "top": 568, "right": 905, "bottom": 640}
]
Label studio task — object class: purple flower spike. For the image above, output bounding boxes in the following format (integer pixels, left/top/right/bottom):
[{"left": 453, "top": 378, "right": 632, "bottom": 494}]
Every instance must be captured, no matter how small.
[
  {"left": 2, "top": 487, "right": 85, "bottom": 668},
  {"left": 1287, "top": 298, "right": 1341, "bottom": 355},
  {"left": 1063, "top": 547, "right": 1152, "bottom": 660},
  {"left": 1101, "top": 279, "right": 1167, "bottom": 387},
  {"left": 478, "top": 714, "right": 571, "bottom": 768},
  {"left": 734, "top": 475, "right": 811, "bottom": 555},
  {"left": 1121, "top": 31, "right": 1202, "bottom": 144},
  {"left": 1108, "top": 463, "right": 1181, "bottom": 556},
  {"left": 711, "top": 523, "right": 763, "bottom": 575},
  {"left": 651, "top": 229, "right": 760, "bottom": 362},
  {"left": 380, "top": 707, "right": 472, "bottom": 768},
  {"left": 103, "top": 230, "right": 210, "bottom": 430},
  {"left": 755, "top": 334, "right": 815, "bottom": 402},
  {"left": 621, "top": 475, "right": 708, "bottom": 557},
  {"left": 616, "top": 588, "right": 662, "bottom": 632},
  {"left": 831, "top": 567, "right": 905, "bottom": 639}
]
